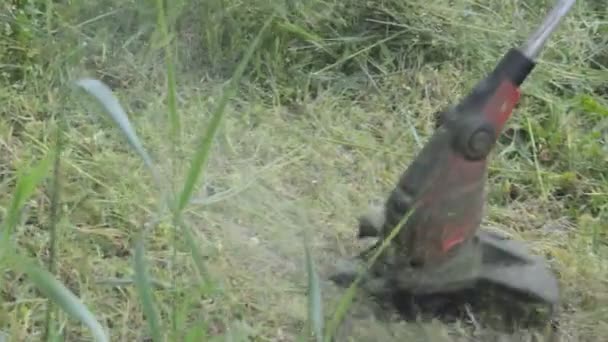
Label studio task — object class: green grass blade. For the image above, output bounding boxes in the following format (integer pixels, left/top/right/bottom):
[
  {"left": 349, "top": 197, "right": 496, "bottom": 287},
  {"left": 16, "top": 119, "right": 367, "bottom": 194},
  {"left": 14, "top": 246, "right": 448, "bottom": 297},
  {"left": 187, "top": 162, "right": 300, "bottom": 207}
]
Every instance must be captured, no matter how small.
[
  {"left": 176, "top": 217, "right": 214, "bottom": 289},
  {"left": 153, "top": 1, "right": 182, "bottom": 336},
  {"left": 323, "top": 206, "right": 417, "bottom": 342},
  {"left": 176, "top": 15, "right": 275, "bottom": 212},
  {"left": 0, "top": 147, "right": 107, "bottom": 341},
  {"left": 0, "top": 152, "right": 53, "bottom": 325},
  {"left": 303, "top": 233, "right": 323, "bottom": 342},
  {"left": 134, "top": 232, "right": 163, "bottom": 342},
  {"left": 527, "top": 118, "right": 547, "bottom": 200},
  {"left": 74, "top": 79, "right": 152, "bottom": 168},
  {"left": 44, "top": 121, "right": 64, "bottom": 341},
  {"left": 1, "top": 153, "right": 53, "bottom": 242},
  {"left": 74, "top": 78, "right": 168, "bottom": 201},
  {"left": 75, "top": 78, "right": 165, "bottom": 340},
  {"left": 155, "top": 0, "right": 181, "bottom": 143},
  {"left": 13, "top": 256, "right": 109, "bottom": 342}
]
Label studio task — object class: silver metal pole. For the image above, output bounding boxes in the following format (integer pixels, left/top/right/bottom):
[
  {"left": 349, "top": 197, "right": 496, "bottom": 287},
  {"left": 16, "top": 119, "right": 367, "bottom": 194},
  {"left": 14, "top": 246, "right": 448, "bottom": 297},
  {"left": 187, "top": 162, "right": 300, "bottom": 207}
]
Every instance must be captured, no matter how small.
[{"left": 520, "top": 0, "right": 577, "bottom": 60}]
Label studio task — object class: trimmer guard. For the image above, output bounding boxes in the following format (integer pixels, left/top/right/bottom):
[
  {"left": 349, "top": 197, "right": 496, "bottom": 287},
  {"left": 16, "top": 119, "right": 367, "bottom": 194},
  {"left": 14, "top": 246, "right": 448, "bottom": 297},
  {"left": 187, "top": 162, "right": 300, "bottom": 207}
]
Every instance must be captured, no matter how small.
[
  {"left": 332, "top": 230, "right": 559, "bottom": 318},
  {"left": 331, "top": 227, "right": 559, "bottom": 315}
]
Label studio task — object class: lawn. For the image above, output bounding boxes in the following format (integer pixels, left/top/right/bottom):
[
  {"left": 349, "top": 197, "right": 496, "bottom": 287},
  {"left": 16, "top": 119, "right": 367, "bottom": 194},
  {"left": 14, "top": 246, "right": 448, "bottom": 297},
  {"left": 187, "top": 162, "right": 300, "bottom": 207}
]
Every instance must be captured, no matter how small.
[{"left": 1, "top": 0, "right": 606, "bottom": 341}]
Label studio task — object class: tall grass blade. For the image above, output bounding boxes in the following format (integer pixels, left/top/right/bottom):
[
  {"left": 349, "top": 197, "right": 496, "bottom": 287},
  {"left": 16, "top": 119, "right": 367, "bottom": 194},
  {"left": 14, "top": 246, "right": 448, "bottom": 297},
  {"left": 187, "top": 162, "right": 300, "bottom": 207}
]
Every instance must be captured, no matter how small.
[
  {"left": 303, "top": 233, "right": 323, "bottom": 342},
  {"left": 153, "top": 0, "right": 182, "bottom": 337},
  {"left": 74, "top": 79, "right": 165, "bottom": 339},
  {"left": 74, "top": 78, "right": 168, "bottom": 201},
  {"left": 1, "top": 153, "right": 53, "bottom": 243},
  {"left": 13, "top": 256, "right": 109, "bottom": 342},
  {"left": 177, "top": 218, "right": 214, "bottom": 289},
  {"left": 0, "top": 149, "right": 107, "bottom": 341},
  {"left": 526, "top": 118, "right": 547, "bottom": 200},
  {"left": 176, "top": 15, "right": 275, "bottom": 212},
  {"left": 155, "top": 0, "right": 181, "bottom": 143},
  {"left": 44, "top": 121, "right": 64, "bottom": 341},
  {"left": 323, "top": 206, "right": 416, "bottom": 342},
  {"left": 0, "top": 152, "right": 53, "bottom": 322},
  {"left": 134, "top": 232, "right": 163, "bottom": 342}
]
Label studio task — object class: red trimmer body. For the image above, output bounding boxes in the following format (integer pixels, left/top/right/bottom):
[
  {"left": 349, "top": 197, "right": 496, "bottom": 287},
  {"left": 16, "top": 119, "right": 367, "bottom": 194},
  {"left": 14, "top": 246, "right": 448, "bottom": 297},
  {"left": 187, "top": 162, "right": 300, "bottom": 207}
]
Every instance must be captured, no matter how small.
[{"left": 381, "top": 50, "right": 529, "bottom": 268}]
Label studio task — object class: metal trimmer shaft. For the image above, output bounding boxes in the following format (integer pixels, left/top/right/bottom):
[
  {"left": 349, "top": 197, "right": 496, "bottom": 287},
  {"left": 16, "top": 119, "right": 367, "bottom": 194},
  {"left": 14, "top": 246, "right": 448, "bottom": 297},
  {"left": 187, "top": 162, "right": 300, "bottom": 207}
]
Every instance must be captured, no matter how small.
[{"left": 521, "top": 0, "right": 577, "bottom": 60}]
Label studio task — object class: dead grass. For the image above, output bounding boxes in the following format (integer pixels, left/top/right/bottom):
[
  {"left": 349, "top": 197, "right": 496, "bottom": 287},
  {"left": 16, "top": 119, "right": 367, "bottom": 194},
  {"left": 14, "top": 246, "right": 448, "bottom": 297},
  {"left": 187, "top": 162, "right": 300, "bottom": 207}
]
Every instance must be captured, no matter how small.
[{"left": 1, "top": 0, "right": 607, "bottom": 341}]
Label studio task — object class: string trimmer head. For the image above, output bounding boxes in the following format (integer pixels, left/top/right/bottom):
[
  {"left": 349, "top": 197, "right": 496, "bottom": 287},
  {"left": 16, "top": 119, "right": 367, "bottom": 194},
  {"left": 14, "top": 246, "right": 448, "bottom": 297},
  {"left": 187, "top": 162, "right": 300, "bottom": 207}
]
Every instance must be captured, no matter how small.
[{"left": 331, "top": 0, "right": 576, "bottom": 325}]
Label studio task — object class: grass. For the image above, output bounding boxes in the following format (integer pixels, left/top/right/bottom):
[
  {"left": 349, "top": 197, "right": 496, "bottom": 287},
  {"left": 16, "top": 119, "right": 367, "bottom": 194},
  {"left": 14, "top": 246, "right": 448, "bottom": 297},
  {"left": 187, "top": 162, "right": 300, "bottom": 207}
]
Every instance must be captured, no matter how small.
[{"left": 1, "top": 0, "right": 607, "bottom": 341}]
